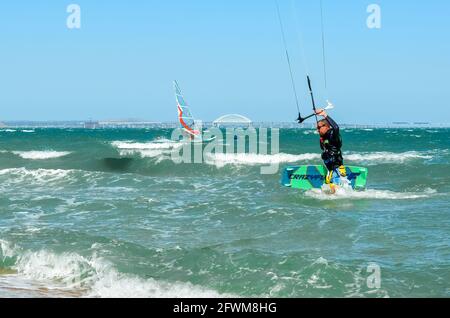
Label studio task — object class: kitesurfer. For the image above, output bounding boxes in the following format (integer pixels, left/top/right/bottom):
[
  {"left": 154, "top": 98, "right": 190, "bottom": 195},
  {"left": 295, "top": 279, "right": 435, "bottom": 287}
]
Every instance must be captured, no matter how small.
[{"left": 315, "top": 108, "right": 347, "bottom": 193}]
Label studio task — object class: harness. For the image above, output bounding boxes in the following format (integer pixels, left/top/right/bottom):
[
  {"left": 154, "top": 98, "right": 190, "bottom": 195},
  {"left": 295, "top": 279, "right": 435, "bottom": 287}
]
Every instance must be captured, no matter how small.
[{"left": 320, "top": 132, "right": 343, "bottom": 170}]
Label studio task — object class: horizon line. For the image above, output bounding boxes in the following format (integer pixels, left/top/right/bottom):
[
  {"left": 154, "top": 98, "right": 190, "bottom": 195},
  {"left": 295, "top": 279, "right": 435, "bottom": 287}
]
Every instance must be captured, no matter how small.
[{"left": 1, "top": 120, "right": 450, "bottom": 129}]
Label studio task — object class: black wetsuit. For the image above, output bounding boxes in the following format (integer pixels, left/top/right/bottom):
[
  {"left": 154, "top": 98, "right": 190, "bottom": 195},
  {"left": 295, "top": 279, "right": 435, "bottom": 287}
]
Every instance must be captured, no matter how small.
[{"left": 320, "top": 116, "right": 344, "bottom": 171}]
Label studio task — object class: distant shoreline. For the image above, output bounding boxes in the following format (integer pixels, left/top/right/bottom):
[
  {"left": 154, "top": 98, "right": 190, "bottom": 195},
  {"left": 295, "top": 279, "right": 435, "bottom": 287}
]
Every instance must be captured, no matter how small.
[{"left": 1, "top": 121, "right": 449, "bottom": 129}]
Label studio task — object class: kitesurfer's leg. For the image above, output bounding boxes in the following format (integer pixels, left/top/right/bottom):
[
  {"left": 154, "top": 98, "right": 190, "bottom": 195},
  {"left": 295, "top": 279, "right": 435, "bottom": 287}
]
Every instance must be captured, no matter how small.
[
  {"left": 324, "top": 169, "right": 338, "bottom": 194},
  {"left": 325, "top": 170, "right": 333, "bottom": 184},
  {"left": 330, "top": 166, "right": 352, "bottom": 190},
  {"left": 331, "top": 169, "right": 342, "bottom": 185},
  {"left": 338, "top": 165, "right": 347, "bottom": 177}
]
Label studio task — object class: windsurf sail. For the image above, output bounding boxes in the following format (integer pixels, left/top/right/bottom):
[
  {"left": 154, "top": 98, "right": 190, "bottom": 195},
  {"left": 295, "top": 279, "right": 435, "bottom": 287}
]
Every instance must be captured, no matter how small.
[{"left": 174, "top": 80, "right": 200, "bottom": 138}]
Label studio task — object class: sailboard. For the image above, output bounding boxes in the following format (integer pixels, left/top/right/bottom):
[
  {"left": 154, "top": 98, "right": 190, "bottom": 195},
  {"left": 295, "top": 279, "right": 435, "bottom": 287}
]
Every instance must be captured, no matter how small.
[
  {"left": 281, "top": 166, "right": 368, "bottom": 191},
  {"left": 173, "top": 80, "right": 216, "bottom": 143}
]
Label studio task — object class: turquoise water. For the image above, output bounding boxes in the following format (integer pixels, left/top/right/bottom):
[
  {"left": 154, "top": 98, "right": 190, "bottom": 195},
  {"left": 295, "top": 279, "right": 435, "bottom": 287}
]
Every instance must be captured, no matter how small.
[{"left": 0, "top": 127, "right": 449, "bottom": 297}]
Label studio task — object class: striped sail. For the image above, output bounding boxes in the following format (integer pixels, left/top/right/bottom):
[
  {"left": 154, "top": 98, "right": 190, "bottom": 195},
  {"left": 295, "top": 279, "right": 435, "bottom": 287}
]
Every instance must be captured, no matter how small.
[{"left": 173, "top": 81, "right": 200, "bottom": 137}]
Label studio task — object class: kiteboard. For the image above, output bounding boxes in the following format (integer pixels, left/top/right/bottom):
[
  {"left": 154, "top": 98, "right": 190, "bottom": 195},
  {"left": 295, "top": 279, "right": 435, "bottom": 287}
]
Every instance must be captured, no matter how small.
[{"left": 281, "top": 165, "right": 368, "bottom": 191}]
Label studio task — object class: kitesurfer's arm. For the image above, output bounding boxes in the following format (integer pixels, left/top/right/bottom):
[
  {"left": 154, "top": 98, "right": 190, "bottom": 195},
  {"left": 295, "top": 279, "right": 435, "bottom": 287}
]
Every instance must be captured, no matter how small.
[
  {"left": 316, "top": 109, "right": 339, "bottom": 134},
  {"left": 325, "top": 116, "right": 339, "bottom": 134}
]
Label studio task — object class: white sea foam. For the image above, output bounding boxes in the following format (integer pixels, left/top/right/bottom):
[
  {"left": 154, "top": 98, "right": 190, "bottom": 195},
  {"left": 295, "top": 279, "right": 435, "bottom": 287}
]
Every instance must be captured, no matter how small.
[
  {"left": 0, "top": 239, "right": 17, "bottom": 258},
  {"left": 112, "top": 140, "right": 182, "bottom": 150},
  {"left": 0, "top": 241, "right": 230, "bottom": 298},
  {"left": 0, "top": 275, "right": 81, "bottom": 298},
  {"left": 21, "top": 130, "right": 35, "bottom": 133},
  {"left": 12, "top": 151, "right": 71, "bottom": 160},
  {"left": 205, "top": 153, "right": 321, "bottom": 167},
  {"left": 0, "top": 168, "right": 73, "bottom": 185},
  {"left": 304, "top": 187, "right": 437, "bottom": 201},
  {"left": 2, "top": 129, "right": 16, "bottom": 133},
  {"left": 204, "top": 150, "right": 434, "bottom": 167},
  {"left": 112, "top": 140, "right": 183, "bottom": 161},
  {"left": 344, "top": 151, "right": 432, "bottom": 164},
  {"left": 118, "top": 149, "right": 165, "bottom": 159},
  {"left": 87, "top": 265, "right": 227, "bottom": 298}
]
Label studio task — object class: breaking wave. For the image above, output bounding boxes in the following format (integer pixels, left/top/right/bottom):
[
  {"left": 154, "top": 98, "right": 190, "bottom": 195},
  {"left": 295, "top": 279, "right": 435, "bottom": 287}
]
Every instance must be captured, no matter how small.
[
  {"left": 0, "top": 168, "right": 97, "bottom": 187},
  {"left": 205, "top": 153, "right": 320, "bottom": 167},
  {"left": 344, "top": 151, "right": 433, "bottom": 164},
  {"left": 11, "top": 151, "right": 71, "bottom": 160},
  {"left": 304, "top": 188, "right": 438, "bottom": 201},
  {"left": 112, "top": 139, "right": 183, "bottom": 160},
  {"left": 112, "top": 139, "right": 182, "bottom": 150},
  {"left": 0, "top": 168, "right": 72, "bottom": 181},
  {"left": 203, "top": 151, "right": 435, "bottom": 167},
  {"left": 0, "top": 240, "right": 229, "bottom": 298}
]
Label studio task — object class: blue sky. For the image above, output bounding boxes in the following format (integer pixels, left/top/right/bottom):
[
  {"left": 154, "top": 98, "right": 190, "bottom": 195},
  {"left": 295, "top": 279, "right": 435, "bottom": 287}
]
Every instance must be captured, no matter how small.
[{"left": 0, "top": 0, "right": 449, "bottom": 124}]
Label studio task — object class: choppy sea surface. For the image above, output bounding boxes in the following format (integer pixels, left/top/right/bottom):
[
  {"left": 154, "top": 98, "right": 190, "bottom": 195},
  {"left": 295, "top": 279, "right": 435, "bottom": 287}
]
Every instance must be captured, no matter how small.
[{"left": 0, "top": 128, "right": 449, "bottom": 298}]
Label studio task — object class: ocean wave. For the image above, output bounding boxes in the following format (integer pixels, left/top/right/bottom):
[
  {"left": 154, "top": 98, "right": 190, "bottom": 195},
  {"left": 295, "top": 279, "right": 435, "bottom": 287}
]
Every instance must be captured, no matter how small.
[
  {"left": 203, "top": 150, "right": 434, "bottom": 167},
  {"left": 344, "top": 151, "right": 433, "bottom": 164},
  {"left": 0, "top": 168, "right": 76, "bottom": 185},
  {"left": 112, "top": 140, "right": 183, "bottom": 161},
  {"left": 0, "top": 168, "right": 71, "bottom": 179},
  {"left": 304, "top": 188, "right": 438, "bottom": 201},
  {"left": 112, "top": 139, "right": 182, "bottom": 150},
  {"left": 0, "top": 240, "right": 230, "bottom": 298},
  {"left": 11, "top": 151, "right": 71, "bottom": 160},
  {"left": 0, "top": 168, "right": 125, "bottom": 189},
  {"left": 0, "top": 240, "right": 16, "bottom": 259},
  {"left": 205, "top": 153, "right": 320, "bottom": 167},
  {"left": 118, "top": 149, "right": 167, "bottom": 159},
  {"left": 303, "top": 130, "right": 318, "bottom": 135}
]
